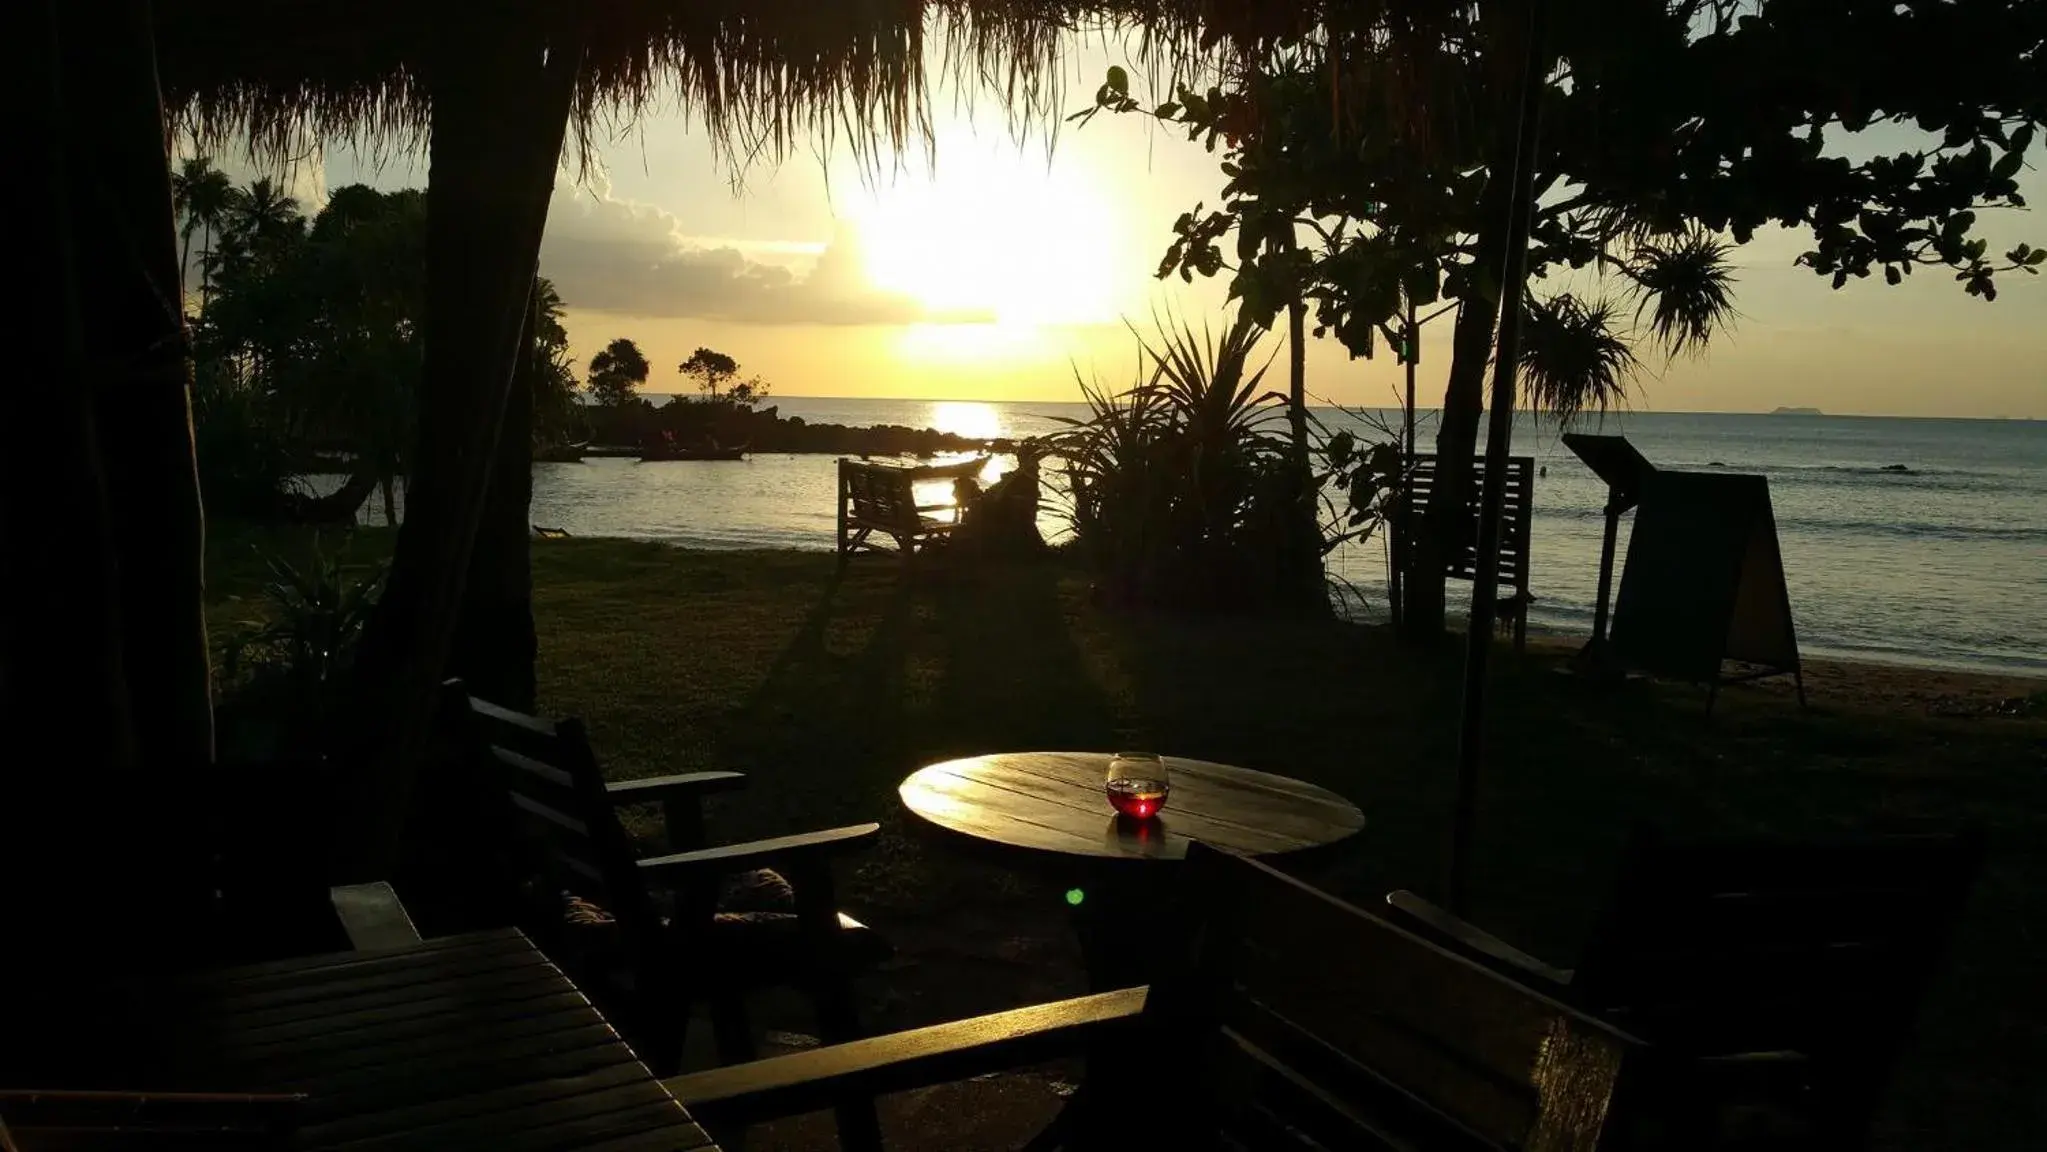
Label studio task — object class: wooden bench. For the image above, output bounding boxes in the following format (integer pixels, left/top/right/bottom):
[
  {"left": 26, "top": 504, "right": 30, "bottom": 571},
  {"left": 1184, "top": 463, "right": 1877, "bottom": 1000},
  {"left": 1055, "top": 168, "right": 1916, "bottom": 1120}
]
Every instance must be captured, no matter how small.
[
  {"left": 1386, "top": 825, "right": 1984, "bottom": 1148},
  {"left": 1404, "top": 453, "right": 1537, "bottom": 650},
  {"left": 835, "top": 459, "right": 981, "bottom": 565},
  {"left": 671, "top": 843, "right": 1668, "bottom": 1150}
]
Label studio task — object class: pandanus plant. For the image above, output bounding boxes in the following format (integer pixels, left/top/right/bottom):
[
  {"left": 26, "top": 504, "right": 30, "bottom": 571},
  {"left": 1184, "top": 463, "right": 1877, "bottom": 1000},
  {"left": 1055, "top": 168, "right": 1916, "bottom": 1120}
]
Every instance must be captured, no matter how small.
[{"left": 1052, "top": 311, "right": 1323, "bottom": 612}]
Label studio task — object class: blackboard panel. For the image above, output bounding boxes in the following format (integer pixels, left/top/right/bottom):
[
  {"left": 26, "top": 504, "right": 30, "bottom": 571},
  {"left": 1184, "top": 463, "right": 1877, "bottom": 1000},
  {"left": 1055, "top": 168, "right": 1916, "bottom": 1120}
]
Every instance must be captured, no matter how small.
[{"left": 1611, "top": 471, "right": 1775, "bottom": 682}]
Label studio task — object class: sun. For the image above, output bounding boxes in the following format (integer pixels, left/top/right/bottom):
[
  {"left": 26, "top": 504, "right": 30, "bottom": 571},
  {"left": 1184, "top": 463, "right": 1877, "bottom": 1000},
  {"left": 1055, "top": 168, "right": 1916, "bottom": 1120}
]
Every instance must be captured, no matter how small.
[{"left": 853, "top": 139, "right": 1124, "bottom": 334}]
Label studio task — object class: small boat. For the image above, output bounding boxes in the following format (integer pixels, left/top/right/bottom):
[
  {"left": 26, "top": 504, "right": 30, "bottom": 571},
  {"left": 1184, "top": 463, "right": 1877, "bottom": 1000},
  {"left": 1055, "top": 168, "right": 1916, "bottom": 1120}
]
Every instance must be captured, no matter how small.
[
  {"left": 638, "top": 445, "right": 748, "bottom": 462},
  {"left": 638, "top": 433, "right": 749, "bottom": 462}
]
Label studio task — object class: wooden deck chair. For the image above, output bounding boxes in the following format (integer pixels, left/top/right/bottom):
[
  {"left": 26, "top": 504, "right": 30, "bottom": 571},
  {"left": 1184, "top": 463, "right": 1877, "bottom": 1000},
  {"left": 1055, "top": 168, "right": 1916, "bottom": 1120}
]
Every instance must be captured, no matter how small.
[
  {"left": 671, "top": 843, "right": 1672, "bottom": 1151},
  {"left": 439, "top": 683, "right": 890, "bottom": 1148},
  {"left": 1386, "top": 825, "right": 1985, "bottom": 1148}
]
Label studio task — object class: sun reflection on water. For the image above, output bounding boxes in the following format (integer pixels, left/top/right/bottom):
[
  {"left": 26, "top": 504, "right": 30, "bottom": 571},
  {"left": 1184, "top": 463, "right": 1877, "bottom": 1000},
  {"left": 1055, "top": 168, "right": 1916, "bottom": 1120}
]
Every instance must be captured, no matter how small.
[{"left": 930, "top": 401, "right": 1002, "bottom": 441}]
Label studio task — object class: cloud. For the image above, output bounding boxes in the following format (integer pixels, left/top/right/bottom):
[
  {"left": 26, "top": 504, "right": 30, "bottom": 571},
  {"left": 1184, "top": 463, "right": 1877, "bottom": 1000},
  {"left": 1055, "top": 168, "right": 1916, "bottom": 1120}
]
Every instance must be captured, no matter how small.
[{"left": 539, "top": 174, "right": 976, "bottom": 326}]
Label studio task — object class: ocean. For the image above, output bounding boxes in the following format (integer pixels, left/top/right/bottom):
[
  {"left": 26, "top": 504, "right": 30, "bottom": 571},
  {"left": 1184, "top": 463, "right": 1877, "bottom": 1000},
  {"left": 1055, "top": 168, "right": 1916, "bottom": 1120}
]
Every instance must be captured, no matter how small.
[{"left": 381, "top": 397, "right": 2047, "bottom": 676}]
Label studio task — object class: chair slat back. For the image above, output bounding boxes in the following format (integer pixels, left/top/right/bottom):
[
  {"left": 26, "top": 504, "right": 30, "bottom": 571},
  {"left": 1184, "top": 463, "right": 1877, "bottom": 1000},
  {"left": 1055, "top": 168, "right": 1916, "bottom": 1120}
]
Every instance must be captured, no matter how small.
[
  {"left": 1404, "top": 455, "right": 1534, "bottom": 592},
  {"left": 840, "top": 460, "right": 922, "bottom": 536},
  {"left": 1573, "top": 828, "right": 1984, "bottom": 1056},
  {"left": 1151, "top": 845, "right": 1653, "bottom": 1152},
  {"left": 442, "top": 685, "right": 660, "bottom": 954}
]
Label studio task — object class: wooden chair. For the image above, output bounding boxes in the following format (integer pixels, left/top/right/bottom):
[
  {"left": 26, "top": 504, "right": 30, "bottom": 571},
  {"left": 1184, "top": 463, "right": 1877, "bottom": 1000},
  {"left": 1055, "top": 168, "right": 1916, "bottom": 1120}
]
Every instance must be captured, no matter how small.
[
  {"left": 836, "top": 459, "right": 977, "bottom": 565},
  {"left": 670, "top": 843, "right": 1672, "bottom": 1150},
  {"left": 1385, "top": 826, "right": 1985, "bottom": 1148},
  {"left": 1404, "top": 453, "right": 1537, "bottom": 650},
  {"left": 440, "top": 683, "right": 890, "bottom": 1147}
]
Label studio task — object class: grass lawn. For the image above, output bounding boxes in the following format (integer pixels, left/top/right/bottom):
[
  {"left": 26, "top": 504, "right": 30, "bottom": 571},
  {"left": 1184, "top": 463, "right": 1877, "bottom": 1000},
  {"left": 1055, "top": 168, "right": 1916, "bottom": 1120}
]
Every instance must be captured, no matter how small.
[{"left": 207, "top": 526, "right": 2047, "bottom": 1149}]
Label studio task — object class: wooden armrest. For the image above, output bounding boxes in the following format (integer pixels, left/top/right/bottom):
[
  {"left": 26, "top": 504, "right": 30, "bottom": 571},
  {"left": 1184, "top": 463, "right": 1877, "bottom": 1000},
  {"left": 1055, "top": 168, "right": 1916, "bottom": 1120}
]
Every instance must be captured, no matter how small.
[
  {"left": 328, "top": 882, "right": 422, "bottom": 951},
  {"left": 1384, "top": 890, "right": 1573, "bottom": 988},
  {"left": 637, "top": 823, "right": 881, "bottom": 879},
  {"left": 667, "top": 986, "right": 1147, "bottom": 1127},
  {"left": 604, "top": 771, "right": 748, "bottom": 803}
]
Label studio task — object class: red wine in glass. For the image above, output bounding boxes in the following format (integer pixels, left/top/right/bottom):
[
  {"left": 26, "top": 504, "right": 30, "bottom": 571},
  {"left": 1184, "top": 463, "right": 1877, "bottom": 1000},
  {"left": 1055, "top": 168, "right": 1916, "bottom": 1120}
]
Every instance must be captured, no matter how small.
[{"left": 1106, "top": 753, "right": 1169, "bottom": 820}]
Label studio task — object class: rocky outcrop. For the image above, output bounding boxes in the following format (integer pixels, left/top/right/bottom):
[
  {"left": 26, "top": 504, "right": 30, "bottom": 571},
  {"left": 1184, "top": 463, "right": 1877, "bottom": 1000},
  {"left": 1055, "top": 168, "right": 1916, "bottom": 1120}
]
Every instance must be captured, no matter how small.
[{"left": 576, "top": 399, "right": 1015, "bottom": 459}]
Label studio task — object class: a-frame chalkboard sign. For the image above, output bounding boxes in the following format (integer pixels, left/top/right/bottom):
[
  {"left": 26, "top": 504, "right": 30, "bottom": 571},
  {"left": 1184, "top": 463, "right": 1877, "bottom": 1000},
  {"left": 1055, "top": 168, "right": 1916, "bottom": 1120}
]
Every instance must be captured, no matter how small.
[{"left": 1610, "top": 470, "right": 1806, "bottom": 713}]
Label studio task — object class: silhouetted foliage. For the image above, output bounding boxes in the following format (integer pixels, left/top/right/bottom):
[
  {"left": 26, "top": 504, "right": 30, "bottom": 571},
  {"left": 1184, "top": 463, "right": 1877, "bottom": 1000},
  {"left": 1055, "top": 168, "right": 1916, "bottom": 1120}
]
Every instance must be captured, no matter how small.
[
  {"left": 1052, "top": 312, "right": 1348, "bottom": 615},
  {"left": 218, "top": 535, "right": 386, "bottom": 761},
  {"left": 1079, "top": 0, "right": 2043, "bottom": 633},
  {"left": 587, "top": 337, "right": 651, "bottom": 408},
  {"left": 1518, "top": 294, "right": 1640, "bottom": 423},
  {"left": 529, "top": 280, "right": 584, "bottom": 449},
  {"left": 185, "top": 172, "right": 581, "bottom": 521},
  {"left": 678, "top": 346, "right": 736, "bottom": 394},
  {"left": 194, "top": 179, "right": 421, "bottom": 520},
  {"left": 680, "top": 345, "right": 770, "bottom": 409},
  {"left": 170, "top": 154, "right": 234, "bottom": 305}
]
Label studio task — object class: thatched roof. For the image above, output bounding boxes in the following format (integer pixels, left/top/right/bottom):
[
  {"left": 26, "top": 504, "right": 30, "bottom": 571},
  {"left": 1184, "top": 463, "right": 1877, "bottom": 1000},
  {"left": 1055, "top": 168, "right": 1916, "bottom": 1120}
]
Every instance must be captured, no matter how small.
[
  {"left": 155, "top": 2, "right": 1411, "bottom": 163},
  {"left": 156, "top": 2, "right": 1063, "bottom": 163}
]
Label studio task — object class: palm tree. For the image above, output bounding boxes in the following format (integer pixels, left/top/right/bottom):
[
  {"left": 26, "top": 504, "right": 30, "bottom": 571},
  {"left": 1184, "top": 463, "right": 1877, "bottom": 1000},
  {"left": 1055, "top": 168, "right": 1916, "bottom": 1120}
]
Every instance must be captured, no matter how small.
[
  {"left": 529, "top": 278, "right": 582, "bottom": 448},
  {"left": 170, "top": 156, "right": 235, "bottom": 312},
  {"left": 229, "top": 177, "right": 302, "bottom": 250},
  {"left": 1512, "top": 232, "right": 1737, "bottom": 423}
]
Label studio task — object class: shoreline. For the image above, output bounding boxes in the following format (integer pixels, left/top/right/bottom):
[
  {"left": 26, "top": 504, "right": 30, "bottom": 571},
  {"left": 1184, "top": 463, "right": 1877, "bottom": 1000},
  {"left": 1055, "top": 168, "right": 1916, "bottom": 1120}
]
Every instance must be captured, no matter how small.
[
  {"left": 1511, "top": 618, "right": 2045, "bottom": 684},
  {"left": 635, "top": 540, "right": 2047, "bottom": 685},
  {"left": 1513, "top": 633, "right": 2044, "bottom": 718}
]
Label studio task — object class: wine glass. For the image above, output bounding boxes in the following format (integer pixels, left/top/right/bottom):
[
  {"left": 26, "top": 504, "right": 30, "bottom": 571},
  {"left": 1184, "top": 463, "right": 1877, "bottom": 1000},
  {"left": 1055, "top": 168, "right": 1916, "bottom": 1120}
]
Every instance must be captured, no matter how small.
[{"left": 1106, "top": 752, "right": 1170, "bottom": 820}]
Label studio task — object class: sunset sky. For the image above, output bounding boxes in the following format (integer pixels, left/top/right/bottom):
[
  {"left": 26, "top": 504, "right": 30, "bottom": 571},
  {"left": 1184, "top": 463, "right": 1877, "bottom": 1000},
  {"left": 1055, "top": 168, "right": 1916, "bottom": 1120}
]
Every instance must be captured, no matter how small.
[{"left": 273, "top": 41, "right": 2044, "bottom": 419}]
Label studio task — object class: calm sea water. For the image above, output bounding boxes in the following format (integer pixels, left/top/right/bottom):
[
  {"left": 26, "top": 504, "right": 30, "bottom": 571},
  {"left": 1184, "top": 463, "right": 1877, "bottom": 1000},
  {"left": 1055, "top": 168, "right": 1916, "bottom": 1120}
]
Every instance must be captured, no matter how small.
[{"left": 364, "top": 397, "right": 2046, "bottom": 675}]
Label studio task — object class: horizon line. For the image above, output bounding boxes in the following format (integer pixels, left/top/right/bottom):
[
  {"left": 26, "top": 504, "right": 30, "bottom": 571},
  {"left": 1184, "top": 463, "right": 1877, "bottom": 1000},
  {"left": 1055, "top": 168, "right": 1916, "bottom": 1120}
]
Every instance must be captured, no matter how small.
[{"left": 635, "top": 391, "right": 2041, "bottom": 422}]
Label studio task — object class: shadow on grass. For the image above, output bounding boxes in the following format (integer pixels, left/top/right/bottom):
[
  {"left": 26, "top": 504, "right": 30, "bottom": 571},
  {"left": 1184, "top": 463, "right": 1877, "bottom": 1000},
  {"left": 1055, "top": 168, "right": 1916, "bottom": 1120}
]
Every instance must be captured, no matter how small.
[
  {"left": 923, "top": 559, "right": 1121, "bottom": 754},
  {"left": 502, "top": 542, "right": 2044, "bottom": 1147}
]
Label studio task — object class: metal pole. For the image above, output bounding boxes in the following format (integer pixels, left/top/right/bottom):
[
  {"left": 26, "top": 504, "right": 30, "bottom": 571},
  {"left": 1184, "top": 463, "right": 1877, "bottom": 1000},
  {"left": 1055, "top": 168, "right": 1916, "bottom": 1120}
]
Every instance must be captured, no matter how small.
[
  {"left": 1447, "top": 0, "right": 1550, "bottom": 915},
  {"left": 1590, "top": 500, "right": 1620, "bottom": 645},
  {"left": 1404, "top": 308, "right": 1418, "bottom": 462},
  {"left": 1392, "top": 305, "right": 1417, "bottom": 628}
]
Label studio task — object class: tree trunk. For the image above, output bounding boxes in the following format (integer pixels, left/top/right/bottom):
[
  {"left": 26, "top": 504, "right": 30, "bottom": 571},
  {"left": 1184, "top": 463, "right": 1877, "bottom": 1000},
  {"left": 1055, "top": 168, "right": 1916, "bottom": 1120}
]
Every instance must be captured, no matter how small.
[
  {"left": 449, "top": 285, "right": 539, "bottom": 712},
  {"left": 73, "top": 0, "right": 215, "bottom": 925},
  {"left": 1400, "top": 43, "right": 1525, "bottom": 643},
  {"left": 381, "top": 475, "right": 398, "bottom": 527},
  {"left": 5, "top": 0, "right": 214, "bottom": 1009},
  {"left": 336, "top": 8, "right": 579, "bottom": 880},
  {"left": 5, "top": 0, "right": 145, "bottom": 1034},
  {"left": 1284, "top": 298, "right": 1323, "bottom": 612},
  {"left": 1402, "top": 288, "right": 1501, "bottom": 639},
  {"left": 199, "top": 227, "right": 213, "bottom": 313}
]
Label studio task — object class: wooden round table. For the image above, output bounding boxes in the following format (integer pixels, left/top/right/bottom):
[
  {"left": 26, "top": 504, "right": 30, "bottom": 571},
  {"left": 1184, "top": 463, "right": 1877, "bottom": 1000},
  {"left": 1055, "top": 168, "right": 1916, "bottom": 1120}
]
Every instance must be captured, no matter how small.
[
  {"left": 900, "top": 752, "right": 1363, "bottom": 1148},
  {"left": 899, "top": 750, "right": 1365, "bottom": 864}
]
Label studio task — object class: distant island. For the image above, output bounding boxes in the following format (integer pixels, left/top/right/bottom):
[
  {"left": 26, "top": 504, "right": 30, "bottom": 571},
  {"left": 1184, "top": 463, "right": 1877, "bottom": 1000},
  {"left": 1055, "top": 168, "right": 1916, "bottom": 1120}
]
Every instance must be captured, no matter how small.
[{"left": 1771, "top": 406, "right": 1824, "bottom": 415}]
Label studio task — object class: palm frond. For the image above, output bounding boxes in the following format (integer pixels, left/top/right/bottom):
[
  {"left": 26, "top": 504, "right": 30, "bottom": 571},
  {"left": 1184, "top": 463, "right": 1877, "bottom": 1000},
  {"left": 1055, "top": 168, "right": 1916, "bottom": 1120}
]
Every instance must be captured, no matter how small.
[
  {"left": 1627, "top": 230, "right": 1737, "bottom": 359},
  {"left": 1518, "top": 292, "right": 1638, "bottom": 423}
]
